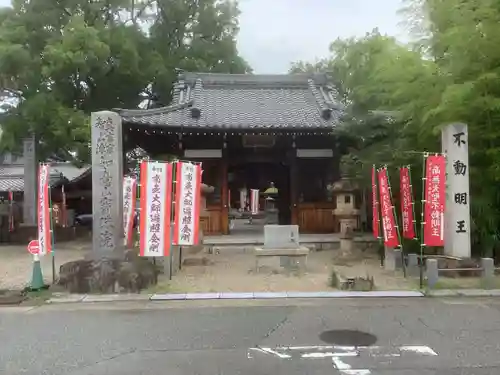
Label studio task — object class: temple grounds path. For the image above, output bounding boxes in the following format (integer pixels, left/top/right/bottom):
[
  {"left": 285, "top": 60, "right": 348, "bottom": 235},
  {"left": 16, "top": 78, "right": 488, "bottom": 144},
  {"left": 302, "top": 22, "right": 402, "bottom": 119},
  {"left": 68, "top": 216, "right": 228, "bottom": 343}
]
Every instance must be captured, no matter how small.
[
  {"left": 156, "top": 248, "right": 413, "bottom": 293},
  {"left": 0, "top": 242, "right": 91, "bottom": 290},
  {"left": 0, "top": 240, "right": 412, "bottom": 292}
]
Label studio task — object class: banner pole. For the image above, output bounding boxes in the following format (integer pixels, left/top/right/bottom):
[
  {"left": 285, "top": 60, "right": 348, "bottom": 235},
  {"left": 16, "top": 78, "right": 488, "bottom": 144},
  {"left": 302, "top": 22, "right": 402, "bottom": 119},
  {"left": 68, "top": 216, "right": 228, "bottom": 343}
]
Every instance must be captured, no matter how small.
[
  {"left": 407, "top": 165, "right": 419, "bottom": 241},
  {"left": 385, "top": 165, "right": 406, "bottom": 277},
  {"left": 373, "top": 165, "right": 384, "bottom": 267},
  {"left": 420, "top": 153, "right": 429, "bottom": 289},
  {"left": 48, "top": 164, "right": 56, "bottom": 284},
  {"left": 169, "top": 161, "right": 177, "bottom": 281}
]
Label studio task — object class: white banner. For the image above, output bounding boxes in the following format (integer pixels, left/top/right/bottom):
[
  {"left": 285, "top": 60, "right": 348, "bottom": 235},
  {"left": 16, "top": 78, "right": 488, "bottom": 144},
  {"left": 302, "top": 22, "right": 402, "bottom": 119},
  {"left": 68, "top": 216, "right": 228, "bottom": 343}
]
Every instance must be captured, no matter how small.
[
  {"left": 123, "top": 177, "right": 137, "bottom": 247},
  {"left": 173, "top": 162, "right": 202, "bottom": 245},
  {"left": 37, "top": 164, "right": 51, "bottom": 256},
  {"left": 239, "top": 188, "right": 247, "bottom": 210},
  {"left": 250, "top": 189, "right": 260, "bottom": 215},
  {"left": 139, "top": 161, "right": 172, "bottom": 257}
]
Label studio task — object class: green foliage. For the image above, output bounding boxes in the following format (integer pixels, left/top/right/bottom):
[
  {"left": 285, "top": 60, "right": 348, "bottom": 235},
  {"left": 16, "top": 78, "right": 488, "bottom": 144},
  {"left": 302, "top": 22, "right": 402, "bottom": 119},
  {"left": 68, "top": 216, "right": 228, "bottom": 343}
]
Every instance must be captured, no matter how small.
[
  {"left": 292, "top": 1, "right": 500, "bottom": 256},
  {"left": 0, "top": 0, "right": 250, "bottom": 162}
]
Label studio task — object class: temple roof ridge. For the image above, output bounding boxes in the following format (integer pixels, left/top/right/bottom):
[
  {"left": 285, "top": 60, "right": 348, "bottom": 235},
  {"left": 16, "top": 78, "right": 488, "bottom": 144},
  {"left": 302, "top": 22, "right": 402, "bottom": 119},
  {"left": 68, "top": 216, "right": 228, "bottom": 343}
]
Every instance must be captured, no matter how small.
[
  {"left": 179, "top": 72, "right": 330, "bottom": 87},
  {"left": 117, "top": 71, "right": 344, "bottom": 130}
]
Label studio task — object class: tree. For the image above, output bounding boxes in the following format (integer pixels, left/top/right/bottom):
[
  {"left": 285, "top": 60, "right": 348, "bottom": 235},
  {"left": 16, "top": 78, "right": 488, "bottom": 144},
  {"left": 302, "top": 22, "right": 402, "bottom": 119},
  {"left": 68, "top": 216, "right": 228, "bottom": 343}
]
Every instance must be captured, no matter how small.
[
  {"left": 408, "top": 0, "right": 500, "bottom": 254},
  {"left": 0, "top": 0, "right": 156, "bottom": 162},
  {"left": 146, "top": 0, "right": 252, "bottom": 106},
  {"left": 0, "top": 0, "right": 251, "bottom": 161},
  {"left": 291, "top": 1, "right": 500, "bottom": 256}
]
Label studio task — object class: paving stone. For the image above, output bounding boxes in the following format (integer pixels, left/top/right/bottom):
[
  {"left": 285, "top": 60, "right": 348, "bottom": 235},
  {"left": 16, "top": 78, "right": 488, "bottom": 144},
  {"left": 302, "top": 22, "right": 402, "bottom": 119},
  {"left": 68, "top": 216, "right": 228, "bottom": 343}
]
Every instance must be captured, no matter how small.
[
  {"left": 184, "top": 293, "right": 221, "bottom": 300},
  {"left": 150, "top": 293, "right": 187, "bottom": 301},
  {"left": 253, "top": 292, "right": 288, "bottom": 299},
  {"left": 219, "top": 292, "right": 254, "bottom": 299},
  {"left": 47, "top": 294, "right": 87, "bottom": 303},
  {"left": 83, "top": 294, "right": 150, "bottom": 302}
]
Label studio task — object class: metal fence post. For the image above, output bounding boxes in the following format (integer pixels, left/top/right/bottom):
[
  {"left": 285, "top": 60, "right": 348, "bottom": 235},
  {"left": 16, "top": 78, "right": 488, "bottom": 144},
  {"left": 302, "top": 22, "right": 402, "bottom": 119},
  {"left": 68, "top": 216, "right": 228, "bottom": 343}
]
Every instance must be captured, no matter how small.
[{"left": 426, "top": 258, "right": 438, "bottom": 289}]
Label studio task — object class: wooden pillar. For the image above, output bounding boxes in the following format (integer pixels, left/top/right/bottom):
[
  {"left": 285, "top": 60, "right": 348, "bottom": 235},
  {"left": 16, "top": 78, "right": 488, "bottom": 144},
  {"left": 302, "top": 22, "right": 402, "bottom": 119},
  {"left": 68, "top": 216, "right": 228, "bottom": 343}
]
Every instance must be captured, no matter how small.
[
  {"left": 220, "top": 156, "right": 229, "bottom": 234},
  {"left": 290, "top": 153, "right": 299, "bottom": 225}
]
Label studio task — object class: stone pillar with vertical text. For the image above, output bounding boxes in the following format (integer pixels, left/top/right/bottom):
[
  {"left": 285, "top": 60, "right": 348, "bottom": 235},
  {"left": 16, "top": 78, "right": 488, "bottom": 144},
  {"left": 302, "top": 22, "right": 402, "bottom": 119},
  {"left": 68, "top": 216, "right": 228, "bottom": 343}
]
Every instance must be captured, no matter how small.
[
  {"left": 441, "top": 123, "right": 471, "bottom": 258},
  {"left": 91, "top": 111, "right": 124, "bottom": 254}
]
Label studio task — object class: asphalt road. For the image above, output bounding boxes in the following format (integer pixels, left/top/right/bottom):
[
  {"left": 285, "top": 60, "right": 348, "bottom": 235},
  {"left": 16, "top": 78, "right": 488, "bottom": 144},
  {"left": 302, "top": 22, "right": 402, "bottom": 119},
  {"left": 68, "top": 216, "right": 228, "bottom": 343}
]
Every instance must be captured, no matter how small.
[{"left": 1, "top": 298, "right": 500, "bottom": 374}]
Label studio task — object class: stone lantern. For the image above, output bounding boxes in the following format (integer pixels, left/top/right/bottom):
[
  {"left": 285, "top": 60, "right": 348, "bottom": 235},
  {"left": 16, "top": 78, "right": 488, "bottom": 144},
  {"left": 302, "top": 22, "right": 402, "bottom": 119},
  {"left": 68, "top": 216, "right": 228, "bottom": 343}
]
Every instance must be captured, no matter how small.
[{"left": 332, "top": 177, "right": 360, "bottom": 235}]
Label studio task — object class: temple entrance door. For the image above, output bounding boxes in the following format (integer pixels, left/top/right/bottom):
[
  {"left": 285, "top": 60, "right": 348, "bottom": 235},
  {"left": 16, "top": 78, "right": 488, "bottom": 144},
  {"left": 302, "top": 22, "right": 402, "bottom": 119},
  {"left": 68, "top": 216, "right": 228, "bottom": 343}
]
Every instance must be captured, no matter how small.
[{"left": 228, "top": 161, "right": 290, "bottom": 235}]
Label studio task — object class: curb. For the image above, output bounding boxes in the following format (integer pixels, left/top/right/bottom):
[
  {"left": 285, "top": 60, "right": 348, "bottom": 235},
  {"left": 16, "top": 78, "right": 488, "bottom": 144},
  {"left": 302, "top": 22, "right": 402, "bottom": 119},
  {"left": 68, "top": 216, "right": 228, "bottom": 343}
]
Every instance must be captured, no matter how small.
[
  {"left": 424, "top": 289, "right": 500, "bottom": 297},
  {"left": 46, "top": 290, "right": 424, "bottom": 304}
]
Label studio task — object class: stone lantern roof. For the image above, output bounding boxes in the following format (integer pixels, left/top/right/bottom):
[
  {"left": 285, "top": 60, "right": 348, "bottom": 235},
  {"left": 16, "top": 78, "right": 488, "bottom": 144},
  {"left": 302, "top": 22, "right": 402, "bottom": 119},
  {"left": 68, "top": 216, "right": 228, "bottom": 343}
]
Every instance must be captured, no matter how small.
[{"left": 331, "top": 177, "right": 358, "bottom": 192}]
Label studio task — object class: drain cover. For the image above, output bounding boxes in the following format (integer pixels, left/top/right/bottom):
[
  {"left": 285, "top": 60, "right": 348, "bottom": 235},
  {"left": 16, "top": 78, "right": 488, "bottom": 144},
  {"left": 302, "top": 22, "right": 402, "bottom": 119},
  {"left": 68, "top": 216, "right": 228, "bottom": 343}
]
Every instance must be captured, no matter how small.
[{"left": 319, "top": 329, "right": 377, "bottom": 346}]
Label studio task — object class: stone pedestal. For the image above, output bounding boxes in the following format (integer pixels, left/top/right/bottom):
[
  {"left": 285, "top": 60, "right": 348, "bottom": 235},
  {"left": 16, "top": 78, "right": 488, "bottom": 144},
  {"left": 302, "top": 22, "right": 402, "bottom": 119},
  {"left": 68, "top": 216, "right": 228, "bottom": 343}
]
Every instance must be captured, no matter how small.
[
  {"left": 340, "top": 238, "right": 354, "bottom": 253},
  {"left": 91, "top": 111, "right": 123, "bottom": 256},
  {"left": 263, "top": 225, "right": 300, "bottom": 248}
]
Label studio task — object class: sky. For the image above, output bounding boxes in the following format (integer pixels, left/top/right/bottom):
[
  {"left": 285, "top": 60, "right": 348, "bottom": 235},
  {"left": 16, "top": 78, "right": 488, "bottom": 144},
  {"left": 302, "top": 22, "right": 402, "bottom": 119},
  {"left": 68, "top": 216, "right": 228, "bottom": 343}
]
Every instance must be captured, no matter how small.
[
  {"left": 0, "top": 0, "right": 405, "bottom": 74},
  {"left": 238, "top": 0, "right": 406, "bottom": 73}
]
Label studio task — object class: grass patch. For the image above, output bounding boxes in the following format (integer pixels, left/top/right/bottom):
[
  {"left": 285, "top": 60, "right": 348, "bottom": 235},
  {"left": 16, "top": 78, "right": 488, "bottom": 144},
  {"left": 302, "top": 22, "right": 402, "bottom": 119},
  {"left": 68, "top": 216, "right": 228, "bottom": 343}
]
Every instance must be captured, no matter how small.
[{"left": 21, "top": 289, "right": 54, "bottom": 306}]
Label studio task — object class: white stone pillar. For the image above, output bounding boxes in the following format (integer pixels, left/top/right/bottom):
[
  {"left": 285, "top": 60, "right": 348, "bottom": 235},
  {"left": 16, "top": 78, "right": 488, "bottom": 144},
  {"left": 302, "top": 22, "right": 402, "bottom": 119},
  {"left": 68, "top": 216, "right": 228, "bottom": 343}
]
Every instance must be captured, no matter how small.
[
  {"left": 441, "top": 123, "right": 471, "bottom": 258},
  {"left": 22, "top": 136, "right": 37, "bottom": 226},
  {"left": 91, "top": 111, "right": 124, "bottom": 254}
]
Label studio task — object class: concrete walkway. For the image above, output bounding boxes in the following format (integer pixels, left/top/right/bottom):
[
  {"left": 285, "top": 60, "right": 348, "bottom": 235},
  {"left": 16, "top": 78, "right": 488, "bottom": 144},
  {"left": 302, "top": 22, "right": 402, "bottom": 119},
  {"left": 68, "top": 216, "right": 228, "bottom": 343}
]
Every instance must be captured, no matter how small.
[{"left": 44, "top": 289, "right": 500, "bottom": 304}]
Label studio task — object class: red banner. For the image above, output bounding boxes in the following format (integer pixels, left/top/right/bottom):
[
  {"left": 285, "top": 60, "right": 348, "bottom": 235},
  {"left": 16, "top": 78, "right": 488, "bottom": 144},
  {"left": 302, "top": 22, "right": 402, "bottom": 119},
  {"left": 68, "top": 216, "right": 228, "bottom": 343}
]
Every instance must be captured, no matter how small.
[
  {"left": 400, "top": 167, "right": 416, "bottom": 239},
  {"left": 37, "top": 164, "right": 52, "bottom": 255},
  {"left": 378, "top": 168, "right": 400, "bottom": 248},
  {"left": 371, "top": 166, "right": 380, "bottom": 239},
  {"left": 423, "top": 155, "right": 446, "bottom": 247}
]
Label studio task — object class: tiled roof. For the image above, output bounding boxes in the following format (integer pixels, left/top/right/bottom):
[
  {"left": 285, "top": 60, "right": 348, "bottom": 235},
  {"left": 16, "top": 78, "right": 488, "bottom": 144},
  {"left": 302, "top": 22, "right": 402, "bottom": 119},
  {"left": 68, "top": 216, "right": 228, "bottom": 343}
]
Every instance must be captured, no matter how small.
[
  {"left": 0, "top": 177, "right": 23, "bottom": 192},
  {"left": 116, "top": 72, "right": 344, "bottom": 131},
  {"left": 0, "top": 163, "right": 89, "bottom": 192}
]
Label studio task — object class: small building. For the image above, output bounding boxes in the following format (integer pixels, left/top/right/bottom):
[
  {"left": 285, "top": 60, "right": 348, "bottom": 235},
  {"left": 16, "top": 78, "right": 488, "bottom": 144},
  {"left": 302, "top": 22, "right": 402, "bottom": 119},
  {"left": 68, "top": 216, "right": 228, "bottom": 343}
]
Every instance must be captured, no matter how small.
[
  {"left": 116, "top": 72, "right": 356, "bottom": 235},
  {"left": 0, "top": 151, "right": 89, "bottom": 240}
]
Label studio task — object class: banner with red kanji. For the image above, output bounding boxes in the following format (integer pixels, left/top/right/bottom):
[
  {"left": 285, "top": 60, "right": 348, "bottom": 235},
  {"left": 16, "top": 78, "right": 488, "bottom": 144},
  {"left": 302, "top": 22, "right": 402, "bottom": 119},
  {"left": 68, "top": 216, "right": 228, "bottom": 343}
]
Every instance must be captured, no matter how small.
[
  {"left": 400, "top": 167, "right": 416, "bottom": 239},
  {"left": 37, "top": 164, "right": 52, "bottom": 255},
  {"left": 371, "top": 166, "right": 380, "bottom": 239},
  {"left": 423, "top": 155, "right": 446, "bottom": 246},
  {"left": 173, "top": 162, "right": 202, "bottom": 246},
  {"left": 378, "top": 167, "right": 400, "bottom": 248},
  {"left": 139, "top": 161, "right": 173, "bottom": 257}
]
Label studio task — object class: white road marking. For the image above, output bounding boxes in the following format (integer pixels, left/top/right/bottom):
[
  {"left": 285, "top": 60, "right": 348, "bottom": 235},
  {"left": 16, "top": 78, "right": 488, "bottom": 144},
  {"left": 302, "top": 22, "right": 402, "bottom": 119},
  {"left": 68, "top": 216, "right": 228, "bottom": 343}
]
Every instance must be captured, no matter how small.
[
  {"left": 255, "top": 347, "right": 291, "bottom": 359},
  {"left": 251, "top": 345, "right": 437, "bottom": 358},
  {"left": 400, "top": 345, "right": 438, "bottom": 356},
  {"left": 332, "top": 357, "right": 352, "bottom": 370},
  {"left": 301, "top": 351, "right": 358, "bottom": 358},
  {"left": 332, "top": 357, "right": 371, "bottom": 375},
  {"left": 249, "top": 344, "right": 437, "bottom": 373},
  {"left": 278, "top": 345, "right": 356, "bottom": 351}
]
